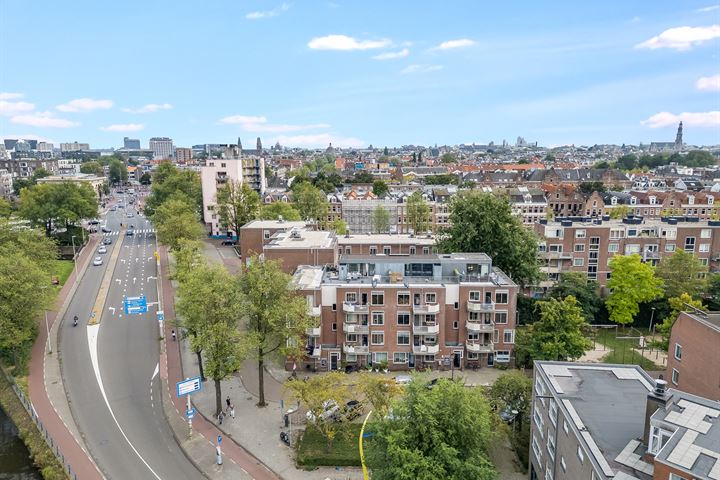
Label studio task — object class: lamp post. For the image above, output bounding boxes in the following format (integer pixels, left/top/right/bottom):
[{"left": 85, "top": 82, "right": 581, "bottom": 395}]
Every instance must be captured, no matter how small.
[
  {"left": 71, "top": 235, "right": 78, "bottom": 286},
  {"left": 649, "top": 307, "right": 656, "bottom": 335}
]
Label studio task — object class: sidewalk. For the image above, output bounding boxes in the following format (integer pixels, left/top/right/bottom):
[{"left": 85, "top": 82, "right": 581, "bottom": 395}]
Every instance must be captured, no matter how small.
[{"left": 28, "top": 236, "right": 104, "bottom": 480}]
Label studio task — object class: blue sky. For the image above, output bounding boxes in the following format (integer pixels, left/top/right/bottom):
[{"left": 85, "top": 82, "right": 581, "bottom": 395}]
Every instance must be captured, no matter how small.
[{"left": 1, "top": 0, "right": 719, "bottom": 149}]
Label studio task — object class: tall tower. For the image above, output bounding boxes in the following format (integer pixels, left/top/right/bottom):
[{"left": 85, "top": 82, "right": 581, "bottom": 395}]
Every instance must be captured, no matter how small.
[
  {"left": 674, "top": 122, "right": 683, "bottom": 150},
  {"left": 237, "top": 137, "right": 242, "bottom": 151},
  {"left": 256, "top": 137, "right": 262, "bottom": 154}
]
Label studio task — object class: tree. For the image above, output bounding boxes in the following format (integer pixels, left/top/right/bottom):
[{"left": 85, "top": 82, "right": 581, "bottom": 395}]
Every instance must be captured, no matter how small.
[
  {"left": 437, "top": 192, "right": 541, "bottom": 287},
  {"left": 287, "top": 372, "right": 352, "bottom": 451},
  {"left": 424, "top": 174, "right": 459, "bottom": 185},
  {"left": 488, "top": 371, "right": 532, "bottom": 430},
  {"left": 654, "top": 250, "right": 708, "bottom": 299},
  {"left": 707, "top": 274, "right": 720, "bottom": 311},
  {"left": 12, "top": 177, "right": 33, "bottom": 195},
  {"left": 616, "top": 154, "right": 638, "bottom": 170},
  {"left": 348, "top": 171, "right": 374, "bottom": 184},
  {"left": 108, "top": 159, "right": 128, "bottom": 185},
  {"left": 145, "top": 163, "right": 202, "bottom": 216},
  {"left": 609, "top": 204, "right": 632, "bottom": 219},
  {"left": 293, "top": 183, "right": 328, "bottom": 224},
  {"left": 366, "top": 378, "right": 497, "bottom": 480},
  {"left": 238, "top": 257, "right": 312, "bottom": 407},
  {"left": 578, "top": 181, "right": 606, "bottom": 196},
  {"left": 31, "top": 168, "right": 51, "bottom": 181},
  {"left": 216, "top": 181, "right": 261, "bottom": 237},
  {"left": 19, "top": 182, "right": 98, "bottom": 236},
  {"left": 331, "top": 218, "right": 348, "bottom": 235},
  {"left": 656, "top": 293, "right": 706, "bottom": 350},
  {"left": 153, "top": 196, "right": 205, "bottom": 250},
  {"left": 372, "top": 180, "right": 389, "bottom": 197},
  {"left": 259, "top": 202, "right": 302, "bottom": 221},
  {"left": 548, "top": 272, "right": 601, "bottom": 323},
  {"left": 544, "top": 153, "right": 556, "bottom": 163},
  {"left": 606, "top": 255, "right": 664, "bottom": 325},
  {"left": 357, "top": 373, "right": 402, "bottom": 417},
  {"left": 514, "top": 296, "right": 592, "bottom": 363},
  {"left": 80, "top": 161, "right": 103, "bottom": 176},
  {"left": 0, "top": 198, "right": 11, "bottom": 218},
  {"left": 139, "top": 172, "right": 152, "bottom": 185},
  {"left": 440, "top": 152, "right": 457, "bottom": 164},
  {"left": 406, "top": 191, "right": 431, "bottom": 235},
  {"left": 371, "top": 205, "right": 391, "bottom": 233}
]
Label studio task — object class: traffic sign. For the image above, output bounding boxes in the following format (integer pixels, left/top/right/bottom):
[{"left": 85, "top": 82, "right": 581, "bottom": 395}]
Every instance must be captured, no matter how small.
[
  {"left": 176, "top": 376, "right": 202, "bottom": 397},
  {"left": 185, "top": 408, "right": 196, "bottom": 419},
  {"left": 157, "top": 310, "right": 165, "bottom": 322},
  {"left": 124, "top": 295, "right": 148, "bottom": 315}
]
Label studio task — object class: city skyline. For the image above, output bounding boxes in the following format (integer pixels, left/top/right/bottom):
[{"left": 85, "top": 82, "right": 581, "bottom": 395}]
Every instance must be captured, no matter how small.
[{"left": 1, "top": 0, "right": 719, "bottom": 148}]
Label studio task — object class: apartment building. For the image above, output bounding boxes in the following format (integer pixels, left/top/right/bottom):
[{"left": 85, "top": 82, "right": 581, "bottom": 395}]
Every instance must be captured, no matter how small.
[
  {"left": 604, "top": 190, "right": 720, "bottom": 221},
  {"left": 665, "top": 310, "right": 720, "bottom": 401},
  {"left": 530, "top": 361, "right": 720, "bottom": 480},
  {"left": 36, "top": 174, "right": 106, "bottom": 199},
  {"left": 59, "top": 142, "right": 90, "bottom": 152},
  {"left": 293, "top": 253, "right": 519, "bottom": 372},
  {"left": 174, "top": 147, "right": 192, "bottom": 164},
  {"left": 534, "top": 217, "right": 720, "bottom": 288},
  {"left": 148, "top": 137, "right": 174, "bottom": 159},
  {"left": 0, "top": 169, "right": 13, "bottom": 198},
  {"left": 0, "top": 157, "right": 58, "bottom": 178}
]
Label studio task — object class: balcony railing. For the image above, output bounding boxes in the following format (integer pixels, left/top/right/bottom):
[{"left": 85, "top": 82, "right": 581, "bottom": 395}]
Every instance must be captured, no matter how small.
[
  {"left": 309, "top": 306, "right": 321, "bottom": 317},
  {"left": 466, "top": 322, "right": 494, "bottom": 333},
  {"left": 343, "top": 302, "right": 369, "bottom": 314},
  {"left": 343, "top": 323, "right": 369, "bottom": 334},
  {"left": 467, "top": 301, "right": 495, "bottom": 312},
  {"left": 412, "top": 323, "right": 440, "bottom": 335},
  {"left": 412, "top": 344, "right": 440, "bottom": 355},
  {"left": 541, "top": 251, "right": 572, "bottom": 260},
  {"left": 412, "top": 303, "right": 440, "bottom": 314},
  {"left": 305, "top": 326, "right": 321, "bottom": 337},
  {"left": 306, "top": 345, "right": 321, "bottom": 357},
  {"left": 466, "top": 342, "right": 494, "bottom": 353},
  {"left": 343, "top": 344, "right": 369, "bottom": 355}
]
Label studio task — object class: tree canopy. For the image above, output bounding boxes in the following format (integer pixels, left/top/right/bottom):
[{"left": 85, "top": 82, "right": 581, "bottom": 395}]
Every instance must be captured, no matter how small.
[
  {"left": 606, "top": 254, "right": 664, "bottom": 325},
  {"left": 371, "top": 205, "right": 391, "bottom": 233},
  {"left": 654, "top": 250, "right": 708, "bottom": 299},
  {"left": 406, "top": 192, "right": 431, "bottom": 235},
  {"left": 293, "top": 183, "right": 328, "bottom": 225},
  {"left": 108, "top": 159, "right": 128, "bottom": 185},
  {"left": 216, "top": 180, "right": 260, "bottom": 236},
  {"left": 19, "top": 182, "right": 98, "bottom": 236},
  {"left": 80, "top": 161, "right": 104, "bottom": 176},
  {"left": 260, "top": 201, "right": 302, "bottom": 221},
  {"left": 144, "top": 163, "right": 202, "bottom": 216},
  {"left": 372, "top": 180, "right": 389, "bottom": 197},
  {"left": 153, "top": 196, "right": 205, "bottom": 250},
  {"left": 547, "top": 272, "right": 601, "bottom": 323}
]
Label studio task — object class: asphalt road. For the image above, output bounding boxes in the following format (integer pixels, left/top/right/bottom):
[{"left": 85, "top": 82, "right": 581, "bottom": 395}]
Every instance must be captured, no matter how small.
[{"left": 59, "top": 197, "right": 200, "bottom": 480}]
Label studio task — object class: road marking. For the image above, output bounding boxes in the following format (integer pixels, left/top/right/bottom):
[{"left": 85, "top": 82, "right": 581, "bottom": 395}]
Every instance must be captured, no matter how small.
[
  {"left": 87, "top": 324, "right": 163, "bottom": 480},
  {"left": 151, "top": 362, "right": 159, "bottom": 381}
]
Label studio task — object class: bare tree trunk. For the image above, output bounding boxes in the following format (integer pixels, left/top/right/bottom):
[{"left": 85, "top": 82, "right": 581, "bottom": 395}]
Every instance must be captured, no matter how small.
[
  {"left": 214, "top": 378, "right": 222, "bottom": 417},
  {"left": 257, "top": 347, "right": 266, "bottom": 407},
  {"left": 195, "top": 349, "right": 205, "bottom": 382}
]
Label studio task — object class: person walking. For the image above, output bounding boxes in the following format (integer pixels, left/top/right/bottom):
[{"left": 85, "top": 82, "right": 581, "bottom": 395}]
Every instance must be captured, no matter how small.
[
  {"left": 218, "top": 411, "right": 224, "bottom": 425},
  {"left": 171, "top": 330, "right": 176, "bottom": 341},
  {"left": 225, "top": 395, "right": 231, "bottom": 412},
  {"left": 229, "top": 404, "right": 235, "bottom": 419}
]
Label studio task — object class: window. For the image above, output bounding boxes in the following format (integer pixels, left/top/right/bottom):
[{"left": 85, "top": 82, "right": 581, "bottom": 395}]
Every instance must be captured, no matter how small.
[
  {"left": 574, "top": 244, "right": 585, "bottom": 252},
  {"left": 560, "top": 456, "right": 566, "bottom": 472},
  {"left": 493, "top": 329, "right": 500, "bottom": 343},
  {"left": 453, "top": 320, "right": 458, "bottom": 329},
  {"left": 425, "top": 292, "right": 436, "bottom": 303},
  {"left": 563, "top": 420, "right": 569, "bottom": 435},
  {"left": 532, "top": 434, "right": 542, "bottom": 461},
  {"left": 371, "top": 312, "right": 385, "bottom": 325},
  {"left": 649, "top": 426, "right": 674, "bottom": 454},
  {"left": 346, "top": 354, "right": 357, "bottom": 362},
  {"left": 503, "top": 329, "right": 515, "bottom": 344},
  {"left": 393, "top": 352, "right": 409, "bottom": 364},
  {"left": 397, "top": 312, "right": 410, "bottom": 325},
  {"left": 346, "top": 333, "right": 358, "bottom": 343},
  {"left": 369, "top": 246, "right": 377, "bottom": 255},
  {"left": 575, "top": 229, "right": 586, "bottom": 238},
  {"left": 549, "top": 401, "right": 557, "bottom": 426},
  {"left": 544, "top": 461, "right": 553, "bottom": 480},
  {"left": 674, "top": 343, "right": 682, "bottom": 360},
  {"left": 372, "top": 352, "right": 388, "bottom": 363},
  {"left": 397, "top": 293, "right": 410, "bottom": 305},
  {"left": 608, "top": 243, "right": 619, "bottom": 253},
  {"left": 422, "top": 247, "right": 430, "bottom": 255},
  {"left": 577, "top": 446, "right": 585, "bottom": 464},
  {"left": 371, "top": 332, "right": 384, "bottom": 345},
  {"left": 495, "top": 292, "right": 508, "bottom": 304},
  {"left": 534, "top": 403, "right": 544, "bottom": 434},
  {"left": 699, "top": 244, "right": 710, "bottom": 252},
  {"left": 669, "top": 474, "right": 688, "bottom": 480},
  {"left": 701, "top": 228, "right": 712, "bottom": 239},
  {"left": 573, "top": 258, "right": 585, "bottom": 267},
  {"left": 666, "top": 244, "right": 676, "bottom": 252},
  {"left": 371, "top": 292, "right": 384, "bottom": 305},
  {"left": 332, "top": 322, "right": 337, "bottom": 331},
  {"left": 672, "top": 368, "right": 679, "bottom": 385},
  {"left": 409, "top": 246, "right": 416, "bottom": 255},
  {"left": 547, "top": 430, "right": 555, "bottom": 460},
  {"left": 495, "top": 311, "right": 508, "bottom": 324},
  {"left": 345, "top": 292, "right": 357, "bottom": 303},
  {"left": 345, "top": 247, "right": 351, "bottom": 254},
  {"left": 383, "top": 246, "right": 391, "bottom": 255},
  {"left": 469, "top": 291, "right": 480, "bottom": 301},
  {"left": 684, "top": 237, "right": 696, "bottom": 252},
  {"left": 397, "top": 331, "right": 410, "bottom": 345}
]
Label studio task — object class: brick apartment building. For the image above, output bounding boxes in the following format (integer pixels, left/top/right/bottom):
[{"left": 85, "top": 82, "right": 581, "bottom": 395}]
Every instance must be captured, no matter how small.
[
  {"left": 531, "top": 361, "right": 720, "bottom": 480},
  {"left": 534, "top": 217, "right": 720, "bottom": 288},
  {"left": 665, "top": 310, "right": 720, "bottom": 401},
  {"left": 293, "top": 252, "right": 519, "bottom": 372}
]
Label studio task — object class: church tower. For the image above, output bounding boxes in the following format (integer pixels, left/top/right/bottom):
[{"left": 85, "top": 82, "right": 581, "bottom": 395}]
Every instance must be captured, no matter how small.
[
  {"left": 674, "top": 122, "right": 683, "bottom": 150},
  {"left": 256, "top": 137, "right": 262, "bottom": 154}
]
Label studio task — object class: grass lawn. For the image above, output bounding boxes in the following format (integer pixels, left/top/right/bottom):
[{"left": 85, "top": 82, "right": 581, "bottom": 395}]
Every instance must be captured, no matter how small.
[
  {"left": 296, "top": 423, "right": 363, "bottom": 467},
  {"left": 49, "top": 260, "right": 74, "bottom": 287},
  {"left": 592, "top": 327, "right": 664, "bottom": 371}
]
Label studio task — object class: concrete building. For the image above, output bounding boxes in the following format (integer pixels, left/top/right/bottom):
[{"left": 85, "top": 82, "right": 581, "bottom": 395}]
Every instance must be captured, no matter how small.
[
  {"left": 665, "top": 310, "right": 720, "bottom": 401},
  {"left": 0, "top": 169, "right": 13, "bottom": 197},
  {"left": 60, "top": 142, "right": 90, "bottom": 152},
  {"left": 174, "top": 147, "right": 192, "bottom": 164},
  {"left": 36, "top": 174, "right": 106, "bottom": 199},
  {"left": 294, "top": 253, "right": 518, "bottom": 372},
  {"left": 149, "top": 137, "right": 174, "bottom": 159},
  {"left": 530, "top": 361, "right": 720, "bottom": 480},
  {"left": 0, "top": 157, "right": 58, "bottom": 178},
  {"left": 123, "top": 137, "right": 141, "bottom": 149}
]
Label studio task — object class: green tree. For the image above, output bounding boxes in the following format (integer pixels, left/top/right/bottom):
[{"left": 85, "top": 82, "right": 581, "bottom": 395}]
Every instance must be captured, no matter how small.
[
  {"left": 153, "top": 196, "right": 205, "bottom": 250},
  {"left": 544, "top": 153, "right": 556, "bottom": 163},
  {"left": 259, "top": 202, "right": 302, "bottom": 221},
  {"left": 139, "top": 172, "right": 152, "bottom": 185},
  {"left": 372, "top": 180, "right": 389, "bottom": 197},
  {"left": 19, "top": 182, "right": 98, "bottom": 236},
  {"left": 294, "top": 183, "right": 328, "bottom": 225},
  {"left": 367, "top": 378, "right": 497, "bottom": 480},
  {"left": 707, "top": 274, "right": 720, "bottom": 310},
  {"left": 108, "top": 159, "right": 128, "bottom": 185},
  {"left": 145, "top": 163, "right": 202, "bottom": 216},
  {"left": 606, "top": 255, "right": 664, "bottom": 325},
  {"left": 331, "top": 218, "right": 348, "bottom": 235},
  {"left": 0, "top": 198, "right": 11, "bottom": 218},
  {"left": 656, "top": 293, "right": 706, "bottom": 350},
  {"left": 488, "top": 371, "right": 532, "bottom": 430},
  {"left": 357, "top": 372, "right": 402, "bottom": 417},
  {"left": 80, "top": 161, "right": 103, "bottom": 176},
  {"left": 437, "top": 192, "right": 540, "bottom": 287},
  {"left": 406, "top": 191, "right": 431, "bottom": 235},
  {"left": 12, "top": 177, "right": 34, "bottom": 195},
  {"left": 238, "top": 257, "right": 312, "bottom": 407},
  {"left": 616, "top": 154, "right": 638, "bottom": 170},
  {"left": 578, "top": 181, "right": 606, "bottom": 196},
  {"left": 31, "top": 168, "right": 51, "bottom": 181},
  {"left": 654, "top": 250, "right": 708, "bottom": 299},
  {"left": 548, "top": 272, "right": 601, "bottom": 323},
  {"left": 424, "top": 174, "right": 459, "bottom": 185},
  {"left": 371, "top": 205, "right": 391, "bottom": 233},
  {"left": 609, "top": 204, "right": 632, "bottom": 219},
  {"left": 513, "top": 296, "right": 592, "bottom": 364},
  {"left": 216, "top": 181, "right": 260, "bottom": 237},
  {"left": 440, "top": 152, "right": 457, "bottom": 164},
  {"left": 348, "top": 171, "right": 374, "bottom": 184}
]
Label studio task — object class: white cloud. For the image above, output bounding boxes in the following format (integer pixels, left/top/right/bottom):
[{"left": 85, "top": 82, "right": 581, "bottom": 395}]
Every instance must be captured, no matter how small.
[
  {"left": 429, "top": 39, "right": 477, "bottom": 51},
  {"left": 307, "top": 34, "right": 392, "bottom": 51},
  {"left": 697, "top": 5, "right": 720, "bottom": 12},
  {"left": 0, "top": 100, "right": 35, "bottom": 116},
  {"left": 219, "top": 115, "right": 268, "bottom": 125},
  {"left": 100, "top": 123, "right": 145, "bottom": 132},
  {"left": 121, "top": 103, "right": 172, "bottom": 114},
  {"left": 11, "top": 111, "right": 79, "bottom": 128},
  {"left": 372, "top": 48, "right": 410, "bottom": 60},
  {"left": 641, "top": 111, "right": 720, "bottom": 128},
  {"left": 635, "top": 25, "right": 720, "bottom": 51},
  {"left": 246, "top": 2, "right": 290, "bottom": 19},
  {"left": 272, "top": 133, "right": 365, "bottom": 148},
  {"left": 697, "top": 74, "right": 720, "bottom": 91},
  {"left": 400, "top": 64, "right": 444, "bottom": 74},
  {"left": 0, "top": 92, "right": 24, "bottom": 100},
  {"left": 56, "top": 98, "right": 113, "bottom": 112}
]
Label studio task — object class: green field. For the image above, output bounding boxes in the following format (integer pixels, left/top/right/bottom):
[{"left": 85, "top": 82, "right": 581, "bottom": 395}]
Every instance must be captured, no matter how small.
[
  {"left": 592, "top": 327, "right": 664, "bottom": 371},
  {"left": 50, "top": 260, "right": 74, "bottom": 287},
  {"left": 296, "top": 423, "right": 363, "bottom": 467}
]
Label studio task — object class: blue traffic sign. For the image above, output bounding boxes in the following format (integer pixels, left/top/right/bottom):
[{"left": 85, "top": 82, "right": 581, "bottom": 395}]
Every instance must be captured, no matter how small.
[
  {"left": 157, "top": 310, "right": 165, "bottom": 322},
  {"left": 124, "top": 295, "right": 148, "bottom": 315},
  {"left": 186, "top": 408, "right": 196, "bottom": 419},
  {"left": 176, "top": 376, "right": 202, "bottom": 397},
  {"left": 217, "top": 435, "right": 222, "bottom": 445}
]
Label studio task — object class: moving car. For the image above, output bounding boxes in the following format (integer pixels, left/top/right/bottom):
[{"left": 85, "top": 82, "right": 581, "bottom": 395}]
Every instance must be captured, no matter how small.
[
  {"left": 221, "top": 239, "right": 237, "bottom": 246},
  {"left": 93, "top": 256, "right": 103, "bottom": 266},
  {"left": 88, "top": 219, "right": 100, "bottom": 225},
  {"left": 126, "top": 229, "right": 134, "bottom": 236},
  {"left": 101, "top": 227, "right": 112, "bottom": 233},
  {"left": 98, "top": 246, "right": 107, "bottom": 254},
  {"left": 103, "top": 238, "right": 113, "bottom": 245}
]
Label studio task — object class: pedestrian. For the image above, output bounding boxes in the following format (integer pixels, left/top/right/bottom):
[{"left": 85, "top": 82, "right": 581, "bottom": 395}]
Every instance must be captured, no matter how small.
[
  {"left": 229, "top": 404, "right": 235, "bottom": 419},
  {"left": 171, "top": 330, "right": 176, "bottom": 341},
  {"left": 218, "top": 411, "right": 224, "bottom": 425},
  {"left": 226, "top": 395, "right": 231, "bottom": 411}
]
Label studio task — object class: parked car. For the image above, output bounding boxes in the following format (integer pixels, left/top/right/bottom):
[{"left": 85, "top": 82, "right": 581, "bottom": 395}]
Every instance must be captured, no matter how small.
[
  {"left": 103, "top": 237, "right": 113, "bottom": 245},
  {"left": 499, "top": 407, "right": 519, "bottom": 424},
  {"left": 394, "top": 375, "right": 412, "bottom": 386},
  {"left": 93, "top": 256, "right": 103, "bottom": 266},
  {"left": 101, "top": 227, "right": 112, "bottom": 233},
  {"left": 306, "top": 400, "right": 340, "bottom": 423},
  {"left": 98, "top": 246, "right": 107, "bottom": 254},
  {"left": 110, "top": 206, "right": 117, "bottom": 211},
  {"left": 221, "top": 239, "right": 237, "bottom": 246},
  {"left": 127, "top": 212, "right": 134, "bottom": 218},
  {"left": 341, "top": 400, "right": 363, "bottom": 421},
  {"left": 88, "top": 219, "right": 100, "bottom": 225},
  {"left": 126, "top": 229, "right": 134, "bottom": 236}
]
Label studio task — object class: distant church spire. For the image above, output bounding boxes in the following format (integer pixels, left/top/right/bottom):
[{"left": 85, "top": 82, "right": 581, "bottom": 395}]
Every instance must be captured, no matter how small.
[
  {"left": 256, "top": 137, "right": 262, "bottom": 153},
  {"left": 674, "top": 122, "right": 683, "bottom": 150},
  {"left": 237, "top": 137, "right": 242, "bottom": 150}
]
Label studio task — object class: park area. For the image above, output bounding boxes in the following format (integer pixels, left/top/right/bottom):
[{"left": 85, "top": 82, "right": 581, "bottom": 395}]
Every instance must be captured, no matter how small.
[{"left": 585, "top": 326, "right": 666, "bottom": 371}]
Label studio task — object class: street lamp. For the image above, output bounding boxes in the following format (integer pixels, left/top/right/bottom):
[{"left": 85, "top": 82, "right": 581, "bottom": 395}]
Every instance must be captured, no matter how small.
[
  {"left": 71, "top": 235, "right": 78, "bottom": 286},
  {"left": 649, "top": 307, "right": 656, "bottom": 334}
]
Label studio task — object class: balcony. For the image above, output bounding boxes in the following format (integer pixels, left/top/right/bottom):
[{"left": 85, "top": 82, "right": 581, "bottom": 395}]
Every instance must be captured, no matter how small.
[
  {"left": 343, "top": 344, "right": 369, "bottom": 355},
  {"left": 466, "top": 342, "right": 494, "bottom": 354},
  {"left": 343, "top": 323, "right": 369, "bottom": 334},
  {"left": 412, "top": 303, "right": 440, "bottom": 315},
  {"left": 216, "top": 174, "right": 228, "bottom": 184},
  {"left": 466, "top": 322, "right": 494, "bottom": 333},
  {"left": 541, "top": 251, "right": 572, "bottom": 260},
  {"left": 412, "top": 323, "right": 440, "bottom": 335},
  {"left": 467, "top": 301, "right": 495, "bottom": 312},
  {"left": 343, "top": 302, "right": 369, "bottom": 314},
  {"left": 642, "top": 250, "right": 660, "bottom": 260},
  {"left": 306, "top": 344, "right": 321, "bottom": 357},
  {"left": 412, "top": 344, "right": 440, "bottom": 355},
  {"left": 305, "top": 326, "right": 321, "bottom": 337},
  {"left": 309, "top": 306, "right": 321, "bottom": 317}
]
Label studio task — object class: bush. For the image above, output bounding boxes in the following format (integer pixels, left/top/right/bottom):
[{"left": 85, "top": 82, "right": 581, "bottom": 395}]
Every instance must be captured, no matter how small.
[
  {"left": 296, "top": 423, "right": 362, "bottom": 467},
  {"left": 510, "top": 423, "right": 530, "bottom": 473}
]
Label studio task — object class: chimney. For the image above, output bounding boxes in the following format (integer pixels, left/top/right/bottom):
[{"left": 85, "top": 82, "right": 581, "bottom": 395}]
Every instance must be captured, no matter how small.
[{"left": 643, "top": 377, "right": 670, "bottom": 446}]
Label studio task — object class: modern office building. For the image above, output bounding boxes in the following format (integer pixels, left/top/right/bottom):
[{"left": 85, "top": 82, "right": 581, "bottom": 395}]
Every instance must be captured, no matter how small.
[
  {"left": 530, "top": 361, "right": 720, "bottom": 480},
  {"left": 123, "top": 137, "right": 141, "bottom": 149},
  {"left": 148, "top": 137, "right": 174, "bottom": 159},
  {"left": 60, "top": 142, "right": 90, "bottom": 152}
]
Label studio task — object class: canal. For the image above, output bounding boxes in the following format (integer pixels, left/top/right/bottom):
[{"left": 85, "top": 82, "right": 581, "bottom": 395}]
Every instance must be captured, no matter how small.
[{"left": 0, "top": 404, "right": 41, "bottom": 479}]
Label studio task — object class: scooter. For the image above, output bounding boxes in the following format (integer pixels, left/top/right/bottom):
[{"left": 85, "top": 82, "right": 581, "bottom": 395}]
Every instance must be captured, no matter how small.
[
  {"left": 280, "top": 431, "right": 291, "bottom": 446},
  {"left": 73, "top": 316, "right": 78, "bottom": 327}
]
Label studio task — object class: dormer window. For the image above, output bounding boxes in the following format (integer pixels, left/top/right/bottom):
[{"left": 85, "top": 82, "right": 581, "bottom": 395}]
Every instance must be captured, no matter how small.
[
  {"left": 709, "top": 196, "right": 715, "bottom": 205},
  {"left": 630, "top": 196, "right": 637, "bottom": 205},
  {"left": 611, "top": 197, "right": 618, "bottom": 205},
  {"left": 688, "top": 195, "right": 695, "bottom": 205},
  {"left": 649, "top": 196, "right": 656, "bottom": 205}
]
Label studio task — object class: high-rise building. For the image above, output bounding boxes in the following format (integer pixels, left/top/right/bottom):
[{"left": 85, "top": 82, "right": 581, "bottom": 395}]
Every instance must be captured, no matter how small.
[
  {"left": 60, "top": 142, "right": 90, "bottom": 152},
  {"left": 123, "top": 137, "right": 141, "bottom": 149},
  {"left": 37, "top": 142, "right": 54, "bottom": 153},
  {"left": 174, "top": 147, "right": 192, "bottom": 164},
  {"left": 148, "top": 137, "right": 173, "bottom": 159},
  {"left": 674, "top": 122, "right": 683, "bottom": 150}
]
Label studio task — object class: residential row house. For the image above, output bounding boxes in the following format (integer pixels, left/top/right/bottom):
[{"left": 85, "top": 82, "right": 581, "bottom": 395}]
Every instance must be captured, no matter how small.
[
  {"left": 293, "top": 253, "right": 519, "bottom": 372},
  {"left": 603, "top": 190, "right": 720, "bottom": 220}
]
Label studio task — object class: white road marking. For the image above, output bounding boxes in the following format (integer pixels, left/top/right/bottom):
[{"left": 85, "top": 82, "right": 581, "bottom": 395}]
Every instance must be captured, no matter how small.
[{"left": 151, "top": 362, "right": 159, "bottom": 381}]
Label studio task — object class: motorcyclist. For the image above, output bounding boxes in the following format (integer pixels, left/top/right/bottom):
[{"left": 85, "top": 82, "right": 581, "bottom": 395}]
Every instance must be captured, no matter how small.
[{"left": 73, "top": 315, "right": 78, "bottom": 327}]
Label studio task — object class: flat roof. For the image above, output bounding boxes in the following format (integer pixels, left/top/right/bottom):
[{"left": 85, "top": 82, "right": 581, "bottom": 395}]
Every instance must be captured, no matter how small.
[
  {"left": 339, "top": 252, "right": 492, "bottom": 263},
  {"left": 337, "top": 234, "right": 435, "bottom": 245},
  {"left": 292, "top": 266, "right": 324, "bottom": 289},
  {"left": 241, "top": 219, "right": 307, "bottom": 230},
  {"left": 265, "top": 229, "right": 335, "bottom": 249}
]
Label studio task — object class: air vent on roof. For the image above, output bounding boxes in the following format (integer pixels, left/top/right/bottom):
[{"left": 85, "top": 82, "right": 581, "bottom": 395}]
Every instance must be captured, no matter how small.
[{"left": 289, "top": 229, "right": 302, "bottom": 239}]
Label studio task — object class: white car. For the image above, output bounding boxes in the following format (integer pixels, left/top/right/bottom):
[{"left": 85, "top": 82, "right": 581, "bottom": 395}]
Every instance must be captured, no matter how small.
[
  {"left": 127, "top": 212, "right": 134, "bottom": 218},
  {"left": 93, "top": 256, "right": 103, "bottom": 266},
  {"left": 98, "top": 246, "right": 107, "bottom": 254},
  {"left": 306, "top": 400, "right": 339, "bottom": 423}
]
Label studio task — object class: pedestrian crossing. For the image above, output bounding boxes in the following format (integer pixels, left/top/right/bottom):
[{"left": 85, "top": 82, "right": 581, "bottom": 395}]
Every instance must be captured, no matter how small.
[{"left": 102, "top": 229, "right": 155, "bottom": 236}]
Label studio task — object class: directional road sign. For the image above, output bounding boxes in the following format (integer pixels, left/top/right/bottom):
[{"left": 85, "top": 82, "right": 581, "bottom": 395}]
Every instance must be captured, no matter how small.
[
  {"left": 157, "top": 310, "right": 165, "bottom": 322},
  {"left": 124, "top": 294, "right": 148, "bottom": 315},
  {"left": 176, "top": 376, "right": 202, "bottom": 397},
  {"left": 185, "top": 408, "right": 196, "bottom": 419}
]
